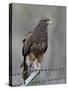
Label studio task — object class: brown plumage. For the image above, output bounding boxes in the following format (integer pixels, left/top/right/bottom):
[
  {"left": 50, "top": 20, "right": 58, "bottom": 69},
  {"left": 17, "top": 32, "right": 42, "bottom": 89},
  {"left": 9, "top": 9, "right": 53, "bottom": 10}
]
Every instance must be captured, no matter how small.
[{"left": 20, "top": 18, "right": 50, "bottom": 80}]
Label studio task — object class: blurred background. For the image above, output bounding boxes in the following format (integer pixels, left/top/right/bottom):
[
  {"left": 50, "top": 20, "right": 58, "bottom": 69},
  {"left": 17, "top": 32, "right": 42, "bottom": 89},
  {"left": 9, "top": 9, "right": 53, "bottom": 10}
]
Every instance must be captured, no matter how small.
[{"left": 12, "top": 3, "right": 66, "bottom": 85}]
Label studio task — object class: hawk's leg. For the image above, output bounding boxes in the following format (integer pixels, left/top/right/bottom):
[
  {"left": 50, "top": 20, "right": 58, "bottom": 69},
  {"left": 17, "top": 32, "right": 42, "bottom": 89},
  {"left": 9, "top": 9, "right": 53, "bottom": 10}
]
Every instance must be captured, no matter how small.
[
  {"left": 33, "top": 59, "right": 41, "bottom": 71},
  {"left": 28, "top": 53, "right": 41, "bottom": 71}
]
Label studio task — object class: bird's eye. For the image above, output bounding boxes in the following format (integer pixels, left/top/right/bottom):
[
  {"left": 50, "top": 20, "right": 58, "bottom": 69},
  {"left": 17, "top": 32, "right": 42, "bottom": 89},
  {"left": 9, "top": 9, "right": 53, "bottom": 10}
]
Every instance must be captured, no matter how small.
[{"left": 43, "top": 20, "right": 46, "bottom": 22}]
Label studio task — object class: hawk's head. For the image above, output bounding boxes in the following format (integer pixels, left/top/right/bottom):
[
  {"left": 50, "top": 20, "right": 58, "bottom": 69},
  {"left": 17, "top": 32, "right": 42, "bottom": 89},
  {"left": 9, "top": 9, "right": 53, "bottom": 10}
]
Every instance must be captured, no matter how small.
[{"left": 40, "top": 18, "right": 52, "bottom": 25}]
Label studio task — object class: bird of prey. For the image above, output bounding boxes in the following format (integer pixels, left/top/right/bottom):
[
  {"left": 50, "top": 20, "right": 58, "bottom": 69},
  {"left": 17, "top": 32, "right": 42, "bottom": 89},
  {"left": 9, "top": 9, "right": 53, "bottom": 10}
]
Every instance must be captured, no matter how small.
[{"left": 20, "top": 18, "right": 51, "bottom": 80}]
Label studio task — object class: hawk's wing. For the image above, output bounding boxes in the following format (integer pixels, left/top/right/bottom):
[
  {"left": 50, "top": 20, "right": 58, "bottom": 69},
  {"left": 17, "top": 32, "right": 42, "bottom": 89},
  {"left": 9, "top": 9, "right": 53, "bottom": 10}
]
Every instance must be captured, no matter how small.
[{"left": 22, "top": 31, "right": 33, "bottom": 56}]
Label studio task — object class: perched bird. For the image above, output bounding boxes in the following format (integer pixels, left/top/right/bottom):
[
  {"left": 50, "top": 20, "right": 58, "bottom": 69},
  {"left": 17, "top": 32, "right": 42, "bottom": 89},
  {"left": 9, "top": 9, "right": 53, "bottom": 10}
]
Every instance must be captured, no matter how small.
[{"left": 20, "top": 18, "right": 51, "bottom": 80}]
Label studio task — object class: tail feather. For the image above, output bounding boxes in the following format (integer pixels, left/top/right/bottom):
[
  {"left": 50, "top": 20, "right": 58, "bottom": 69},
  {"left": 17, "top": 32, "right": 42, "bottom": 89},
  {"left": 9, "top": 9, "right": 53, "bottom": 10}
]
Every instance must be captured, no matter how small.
[{"left": 22, "top": 55, "right": 28, "bottom": 81}]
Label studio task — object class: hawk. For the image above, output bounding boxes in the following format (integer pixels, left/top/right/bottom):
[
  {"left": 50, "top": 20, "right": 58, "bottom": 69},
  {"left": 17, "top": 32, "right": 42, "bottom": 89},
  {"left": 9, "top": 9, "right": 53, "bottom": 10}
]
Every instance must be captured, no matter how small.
[{"left": 20, "top": 18, "right": 51, "bottom": 80}]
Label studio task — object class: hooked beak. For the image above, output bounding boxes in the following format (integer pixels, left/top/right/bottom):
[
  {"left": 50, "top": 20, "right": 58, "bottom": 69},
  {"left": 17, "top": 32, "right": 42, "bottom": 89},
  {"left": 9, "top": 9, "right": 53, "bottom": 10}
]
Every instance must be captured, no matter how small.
[{"left": 46, "top": 20, "right": 52, "bottom": 24}]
